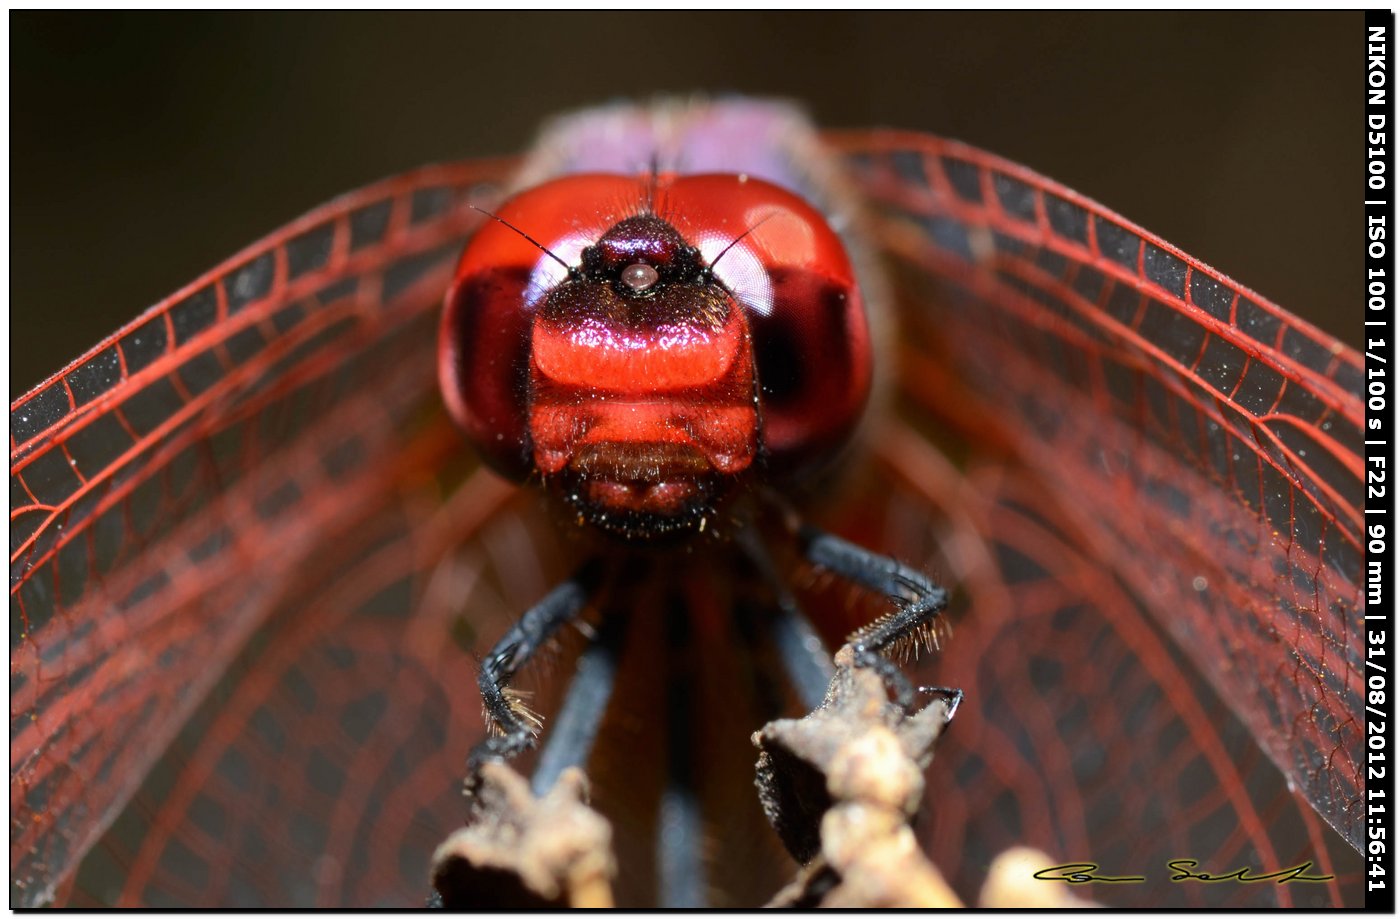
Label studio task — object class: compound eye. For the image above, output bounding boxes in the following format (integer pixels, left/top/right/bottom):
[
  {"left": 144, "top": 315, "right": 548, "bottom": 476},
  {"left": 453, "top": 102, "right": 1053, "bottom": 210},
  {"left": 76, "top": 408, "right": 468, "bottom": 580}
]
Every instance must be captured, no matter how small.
[
  {"left": 438, "top": 174, "right": 651, "bottom": 481},
  {"left": 655, "top": 175, "right": 873, "bottom": 481},
  {"left": 620, "top": 262, "right": 659, "bottom": 292},
  {"left": 749, "top": 267, "right": 870, "bottom": 479}
]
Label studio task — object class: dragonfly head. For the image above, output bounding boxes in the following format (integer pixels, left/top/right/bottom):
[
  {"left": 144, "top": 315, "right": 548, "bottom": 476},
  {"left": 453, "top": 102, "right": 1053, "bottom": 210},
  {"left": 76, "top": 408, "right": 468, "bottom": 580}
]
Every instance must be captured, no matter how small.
[{"left": 440, "top": 173, "right": 872, "bottom": 540}]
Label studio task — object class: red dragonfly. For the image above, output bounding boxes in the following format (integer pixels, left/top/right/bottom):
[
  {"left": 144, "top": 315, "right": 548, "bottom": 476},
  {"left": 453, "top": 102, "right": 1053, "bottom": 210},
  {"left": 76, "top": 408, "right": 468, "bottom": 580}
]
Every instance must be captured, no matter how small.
[{"left": 10, "top": 100, "right": 1363, "bottom": 908}]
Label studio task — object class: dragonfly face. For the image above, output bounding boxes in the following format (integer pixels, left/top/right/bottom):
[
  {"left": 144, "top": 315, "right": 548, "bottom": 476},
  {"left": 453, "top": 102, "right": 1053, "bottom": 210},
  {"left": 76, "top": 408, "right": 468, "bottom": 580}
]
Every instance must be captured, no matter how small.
[
  {"left": 439, "top": 171, "right": 871, "bottom": 539},
  {"left": 9, "top": 99, "right": 1364, "bottom": 908}
]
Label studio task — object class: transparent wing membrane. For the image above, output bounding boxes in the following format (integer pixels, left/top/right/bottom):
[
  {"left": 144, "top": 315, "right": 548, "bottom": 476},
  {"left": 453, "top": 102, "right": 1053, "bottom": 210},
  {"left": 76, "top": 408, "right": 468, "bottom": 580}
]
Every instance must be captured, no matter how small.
[
  {"left": 831, "top": 131, "right": 1362, "bottom": 903},
  {"left": 10, "top": 160, "right": 515, "bottom": 905}
]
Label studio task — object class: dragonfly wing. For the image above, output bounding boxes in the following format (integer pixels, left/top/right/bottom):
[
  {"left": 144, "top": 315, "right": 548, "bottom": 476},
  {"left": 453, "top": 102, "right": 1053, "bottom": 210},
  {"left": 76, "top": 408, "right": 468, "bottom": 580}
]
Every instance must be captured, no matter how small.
[
  {"left": 816, "top": 420, "right": 1360, "bottom": 906},
  {"left": 833, "top": 131, "right": 1362, "bottom": 854},
  {"left": 9, "top": 159, "right": 514, "bottom": 905},
  {"left": 66, "top": 460, "right": 543, "bottom": 907},
  {"left": 10, "top": 124, "right": 1365, "bottom": 908}
]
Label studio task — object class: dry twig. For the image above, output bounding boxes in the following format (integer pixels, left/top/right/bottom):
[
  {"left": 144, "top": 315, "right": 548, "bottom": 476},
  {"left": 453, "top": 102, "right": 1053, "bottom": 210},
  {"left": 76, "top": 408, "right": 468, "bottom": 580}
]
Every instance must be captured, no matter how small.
[{"left": 430, "top": 763, "right": 614, "bottom": 908}]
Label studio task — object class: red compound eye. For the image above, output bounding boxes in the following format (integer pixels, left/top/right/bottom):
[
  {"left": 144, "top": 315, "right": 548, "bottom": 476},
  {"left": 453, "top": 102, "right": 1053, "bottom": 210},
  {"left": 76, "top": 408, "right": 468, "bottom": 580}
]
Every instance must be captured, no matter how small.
[
  {"left": 439, "top": 172, "right": 872, "bottom": 529},
  {"left": 439, "top": 174, "right": 644, "bottom": 479},
  {"left": 661, "top": 174, "right": 872, "bottom": 479}
]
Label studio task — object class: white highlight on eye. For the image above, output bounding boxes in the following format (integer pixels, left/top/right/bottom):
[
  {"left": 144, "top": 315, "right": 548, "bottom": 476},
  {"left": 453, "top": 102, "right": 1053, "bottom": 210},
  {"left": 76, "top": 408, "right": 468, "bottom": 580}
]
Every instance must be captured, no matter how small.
[
  {"left": 524, "top": 229, "right": 597, "bottom": 306},
  {"left": 696, "top": 232, "right": 773, "bottom": 316}
]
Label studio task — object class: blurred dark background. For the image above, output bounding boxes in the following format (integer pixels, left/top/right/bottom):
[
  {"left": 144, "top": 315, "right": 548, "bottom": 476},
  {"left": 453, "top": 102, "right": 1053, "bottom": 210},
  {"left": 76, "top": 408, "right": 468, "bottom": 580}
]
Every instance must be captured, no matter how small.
[{"left": 12, "top": 11, "right": 1362, "bottom": 394}]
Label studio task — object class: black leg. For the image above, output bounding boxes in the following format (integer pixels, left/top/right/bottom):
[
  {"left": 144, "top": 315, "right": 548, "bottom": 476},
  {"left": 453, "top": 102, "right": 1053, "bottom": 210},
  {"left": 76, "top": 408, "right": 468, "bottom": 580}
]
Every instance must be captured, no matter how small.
[
  {"left": 797, "top": 525, "right": 949, "bottom": 711},
  {"left": 657, "top": 588, "right": 706, "bottom": 908},
  {"left": 529, "top": 607, "right": 628, "bottom": 796},
  {"left": 735, "top": 527, "right": 833, "bottom": 711},
  {"left": 471, "top": 559, "right": 603, "bottom": 766},
  {"left": 918, "top": 685, "right": 965, "bottom": 719},
  {"left": 657, "top": 786, "right": 705, "bottom": 907}
]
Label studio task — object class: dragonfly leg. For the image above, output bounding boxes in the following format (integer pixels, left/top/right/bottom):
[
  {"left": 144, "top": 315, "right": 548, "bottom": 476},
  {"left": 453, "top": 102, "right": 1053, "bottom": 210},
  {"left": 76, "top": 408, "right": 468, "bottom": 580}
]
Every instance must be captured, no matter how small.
[
  {"left": 657, "top": 784, "right": 705, "bottom": 907},
  {"left": 529, "top": 607, "right": 628, "bottom": 795},
  {"left": 918, "top": 685, "right": 964, "bottom": 720},
  {"left": 471, "top": 559, "right": 603, "bottom": 766},
  {"left": 735, "top": 526, "right": 833, "bottom": 711},
  {"left": 797, "top": 525, "right": 949, "bottom": 711},
  {"left": 657, "top": 588, "right": 707, "bottom": 908}
]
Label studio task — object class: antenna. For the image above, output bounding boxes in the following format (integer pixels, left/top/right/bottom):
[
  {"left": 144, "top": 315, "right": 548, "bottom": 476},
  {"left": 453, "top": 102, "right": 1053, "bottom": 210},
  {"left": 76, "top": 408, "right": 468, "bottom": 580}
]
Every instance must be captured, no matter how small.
[
  {"left": 471, "top": 206, "right": 578, "bottom": 277},
  {"left": 705, "top": 212, "right": 778, "bottom": 276}
]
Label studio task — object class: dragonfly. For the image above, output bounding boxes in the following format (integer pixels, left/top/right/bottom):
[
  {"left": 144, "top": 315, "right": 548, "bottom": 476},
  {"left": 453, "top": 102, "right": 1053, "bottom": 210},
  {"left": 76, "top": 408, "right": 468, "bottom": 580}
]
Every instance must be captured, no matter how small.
[{"left": 10, "top": 98, "right": 1363, "bottom": 908}]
